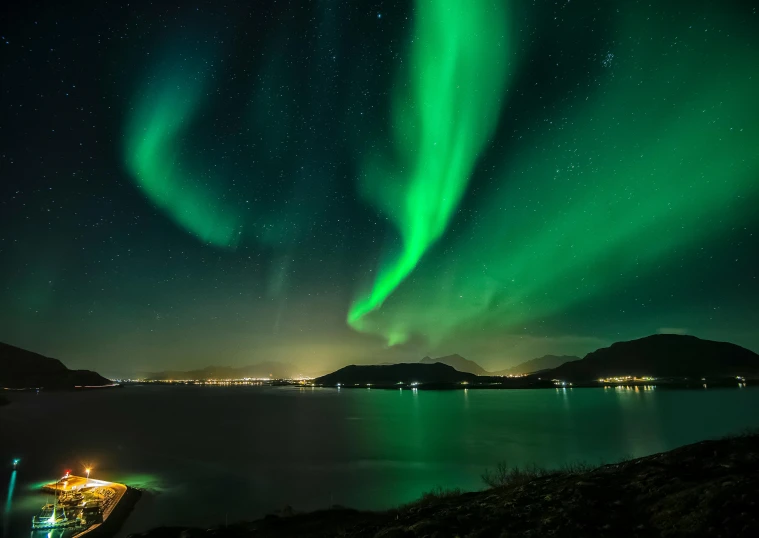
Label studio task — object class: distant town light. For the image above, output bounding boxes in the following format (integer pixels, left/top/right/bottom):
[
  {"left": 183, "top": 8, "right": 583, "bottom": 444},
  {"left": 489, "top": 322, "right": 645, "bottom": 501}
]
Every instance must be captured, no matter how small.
[{"left": 597, "top": 375, "right": 657, "bottom": 384}]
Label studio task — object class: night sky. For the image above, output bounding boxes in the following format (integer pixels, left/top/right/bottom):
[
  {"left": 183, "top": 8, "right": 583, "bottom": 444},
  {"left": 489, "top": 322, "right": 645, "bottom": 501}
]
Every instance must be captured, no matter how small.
[{"left": 1, "top": 0, "right": 757, "bottom": 377}]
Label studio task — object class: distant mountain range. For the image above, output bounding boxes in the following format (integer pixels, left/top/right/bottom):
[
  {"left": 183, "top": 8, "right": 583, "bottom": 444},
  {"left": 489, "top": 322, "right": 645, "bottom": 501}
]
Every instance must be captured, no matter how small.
[
  {"left": 420, "top": 353, "right": 579, "bottom": 376},
  {"left": 143, "top": 353, "right": 576, "bottom": 382},
  {"left": 420, "top": 354, "right": 490, "bottom": 375},
  {"left": 143, "top": 362, "right": 316, "bottom": 381},
  {"left": 314, "top": 362, "right": 483, "bottom": 386},
  {"left": 493, "top": 355, "right": 581, "bottom": 376},
  {"left": 0, "top": 342, "right": 112, "bottom": 389},
  {"left": 547, "top": 334, "right": 759, "bottom": 382},
  {"left": 314, "top": 334, "right": 759, "bottom": 387},
  {"left": 17, "top": 333, "right": 749, "bottom": 390}
]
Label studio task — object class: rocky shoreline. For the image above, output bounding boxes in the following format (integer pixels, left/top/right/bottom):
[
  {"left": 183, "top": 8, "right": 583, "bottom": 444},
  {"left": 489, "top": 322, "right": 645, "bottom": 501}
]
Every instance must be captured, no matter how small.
[{"left": 132, "top": 433, "right": 759, "bottom": 537}]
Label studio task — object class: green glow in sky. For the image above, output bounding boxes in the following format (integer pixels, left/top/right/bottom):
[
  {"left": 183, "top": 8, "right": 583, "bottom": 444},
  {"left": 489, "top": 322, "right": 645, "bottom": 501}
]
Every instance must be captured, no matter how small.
[
  {"left": 348, "top": 0, "right": 510, "bottom": 339},
  {"left": 350, "top": 5, "right": 759, "bottom": 346},
  {"left": 5, "top": 1, "right": 759, "bottom": 372},
  {"left": 124, "top": 53, "right": 241, "bottom": 248}
]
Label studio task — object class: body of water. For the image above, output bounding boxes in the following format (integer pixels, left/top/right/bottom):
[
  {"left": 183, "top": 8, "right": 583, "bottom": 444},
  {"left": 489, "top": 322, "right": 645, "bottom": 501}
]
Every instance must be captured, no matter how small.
[{"left": 2, "top": 384, "right": 759, "bottom": 537}]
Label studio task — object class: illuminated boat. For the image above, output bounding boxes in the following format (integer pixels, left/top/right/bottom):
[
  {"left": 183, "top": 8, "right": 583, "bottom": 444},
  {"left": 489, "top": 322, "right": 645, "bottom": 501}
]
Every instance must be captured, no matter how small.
[{"left": 31, "top": 504, "right": 79, "bottom": 529}]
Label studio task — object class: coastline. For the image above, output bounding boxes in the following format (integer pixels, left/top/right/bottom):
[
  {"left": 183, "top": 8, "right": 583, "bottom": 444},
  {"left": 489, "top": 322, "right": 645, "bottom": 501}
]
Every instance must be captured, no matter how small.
[
  {"left": 1, "top": 383, "right": 122, "bottom": 393},
  {"left": 128, "top": 378, "right": 757, "bottom": 391},
  {"left": 130, "top": 433, "right": 759, "bottom": 537},
  {"left": 315, "top": 378, "right": 757, "bottom": 391}
]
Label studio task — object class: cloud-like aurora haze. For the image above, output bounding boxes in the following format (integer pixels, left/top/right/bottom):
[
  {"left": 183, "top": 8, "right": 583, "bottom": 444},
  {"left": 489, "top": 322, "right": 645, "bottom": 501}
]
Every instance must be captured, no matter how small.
[
  {"left": 347, "top": 0, "right": 511, "bottom": 342},
  {"left": 124, "top": 52, "right": 242, "bottom": 248},
  {"left": 346, "top": 3, "right": 759, "bottom": 346}
]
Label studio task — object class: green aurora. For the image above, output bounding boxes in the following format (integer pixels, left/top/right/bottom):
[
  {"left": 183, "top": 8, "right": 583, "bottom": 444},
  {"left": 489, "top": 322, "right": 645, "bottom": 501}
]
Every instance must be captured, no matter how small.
[
  {"left": 348, "top": 0, "right": 511, "bottom": 342},
  {"left": 44, "top": 0, "right": 754, "bottom": 370},
  {"left": 346, "top": 3, "right": 759, "bottom": 346},
  {"left": 124, "top": 51, "right": 242, "bottom": 248}
]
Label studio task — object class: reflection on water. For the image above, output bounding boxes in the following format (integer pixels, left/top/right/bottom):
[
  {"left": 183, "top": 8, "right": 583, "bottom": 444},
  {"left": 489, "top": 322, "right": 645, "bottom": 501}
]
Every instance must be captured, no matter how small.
[
  {"left": 1, "top": 385, "right": 758, "bottom": 537},
  {"left": 3, "top": 470, "right": 16, "bottom": 538}
]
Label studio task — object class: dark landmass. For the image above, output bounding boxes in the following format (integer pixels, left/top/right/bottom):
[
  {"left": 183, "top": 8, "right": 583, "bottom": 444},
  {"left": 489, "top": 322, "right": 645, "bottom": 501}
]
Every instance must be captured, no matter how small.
[
  {"left": 314, "top": 363, "right": 487, "bottom": 386},
  {"left": 419, "top": 354, "right": 489, "bottom": 376},
  {"left": 0, "top": 342, "right": 112, "bottom": 389},
  {"left": 145, "top": 334, "right": 757, "bottom": 387},
  {"left": 546, "top": 334, "right": 759, "bottom": 382},
  {"left": 493, "top": 354, "right": 580, "bottom": 376},
  {"left": 143, "top": 362, "right": 317, "bottom": 381},
  {"left": 132, "top": 432, "right": 759, "bottom": 538},
  {"left": 314, "top": 334, "right": 758, "bottom": 389}
]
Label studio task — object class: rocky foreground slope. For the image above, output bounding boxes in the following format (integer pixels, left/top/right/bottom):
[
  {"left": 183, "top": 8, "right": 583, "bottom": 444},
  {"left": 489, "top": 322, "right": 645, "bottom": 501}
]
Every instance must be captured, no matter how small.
[{"left": 134, "top": 433, "right": 759, "bottom": 537}]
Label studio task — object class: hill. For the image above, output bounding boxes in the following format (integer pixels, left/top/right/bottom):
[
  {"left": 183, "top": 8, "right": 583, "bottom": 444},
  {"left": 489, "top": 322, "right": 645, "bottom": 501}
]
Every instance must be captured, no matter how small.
[
  {"left": 493, "top": 355, "right": 579, "bottom": 376},
  {"left": 0, "top": 342, "right": 112, "bottom": 389},
  {"left": 419, "top": 354, "right": 489, "bottom": 376},
  {"left": 144, "top": 362, "right": 314, "bottom": 381},
  {"left": 314, "top": 362, "right": 480, "bottom": 386},
  {"left": 546, "top": 334, "right": 759, "bottom": 382}
]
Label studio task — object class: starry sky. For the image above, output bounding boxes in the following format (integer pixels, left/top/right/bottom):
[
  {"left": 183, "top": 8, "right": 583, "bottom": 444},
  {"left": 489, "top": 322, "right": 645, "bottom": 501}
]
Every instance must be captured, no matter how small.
[{"left": 1, "top": 0, "right": 758, "bottom": 377}]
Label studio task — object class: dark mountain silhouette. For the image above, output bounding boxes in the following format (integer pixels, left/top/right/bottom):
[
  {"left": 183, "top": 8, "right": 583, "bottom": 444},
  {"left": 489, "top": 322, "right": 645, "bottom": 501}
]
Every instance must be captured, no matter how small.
[
  {"left": 492, "top": 355, "right": 580, "bottom": 376},
  {"left": 545, "top": 334, "right": 759, "bottom": 382},
  {"left": 419, "top": 353, "right": 578, "bottom": 376},
  {"left": 0, "top": 342, "right": 111, "bottom": 389},
  {"left": 144, "top": 362, "right": 314, "bottom": 381},
  {"left": 419, "top": 354, "right": 489, "bottom": 376},
  {"left": 315, "top": 362, "right": 481, "bottom": 386}
]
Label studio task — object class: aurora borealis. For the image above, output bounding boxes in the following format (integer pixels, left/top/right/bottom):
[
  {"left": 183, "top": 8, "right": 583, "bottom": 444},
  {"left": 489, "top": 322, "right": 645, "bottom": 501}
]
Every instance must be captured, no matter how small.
[
  {"left": 348, "top": 0, "right": 510, "bottom": 340},
  {"left": 1, "top": 0, "right": 758, "bottom": 375},
  {"left": 124, "top": 48, "right": 242, "bottom": 248}
]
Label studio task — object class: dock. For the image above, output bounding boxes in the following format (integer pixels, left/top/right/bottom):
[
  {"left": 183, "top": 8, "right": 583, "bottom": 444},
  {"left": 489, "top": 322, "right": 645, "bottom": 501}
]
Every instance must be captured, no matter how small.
[{"left": 40, "top": 475, "right": 140, "bottom": 537}]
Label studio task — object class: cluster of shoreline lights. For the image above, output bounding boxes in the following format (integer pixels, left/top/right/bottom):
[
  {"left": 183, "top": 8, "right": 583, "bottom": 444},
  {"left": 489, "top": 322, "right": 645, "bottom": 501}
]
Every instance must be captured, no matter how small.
[
  {"left": 124, "top": 377, "right": 314, "bottom": 385},
  {"left": 592, "top": 375, "right": 747, "bottom": 389},
  {"left": 597, "top": 376, "right": 656, "bottom": 384},
  {"left": 335, "top": 382, "right": 422, "bottom": 387},
  {"left": 549, "top": 376, "right": 658, "bottom": 387}
]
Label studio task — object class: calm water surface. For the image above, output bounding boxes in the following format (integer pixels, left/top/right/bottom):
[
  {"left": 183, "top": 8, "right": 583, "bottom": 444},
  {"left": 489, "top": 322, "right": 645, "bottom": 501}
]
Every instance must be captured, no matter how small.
[{"left": 2, "top": 385, "right": 759, "bottom": 537}]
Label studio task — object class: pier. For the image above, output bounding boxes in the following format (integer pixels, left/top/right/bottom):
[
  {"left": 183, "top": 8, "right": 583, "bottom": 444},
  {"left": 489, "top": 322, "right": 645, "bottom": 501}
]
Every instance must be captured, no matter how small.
[{"left": 39, "top": 475, "right": 139, "bottom": 537}]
